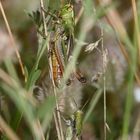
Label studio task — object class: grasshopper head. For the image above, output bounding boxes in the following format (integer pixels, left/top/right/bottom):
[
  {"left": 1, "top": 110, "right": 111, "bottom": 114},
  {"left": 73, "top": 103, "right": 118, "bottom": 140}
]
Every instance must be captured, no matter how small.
[
  {"left": 60, "top": 4, "right": 73, "bottom": 16},
  {"left": 60, "top": 4, "right": 74, "bottom": 31},
  {"left": 75, "top": 110, "right": 83, "bottom": 118}
]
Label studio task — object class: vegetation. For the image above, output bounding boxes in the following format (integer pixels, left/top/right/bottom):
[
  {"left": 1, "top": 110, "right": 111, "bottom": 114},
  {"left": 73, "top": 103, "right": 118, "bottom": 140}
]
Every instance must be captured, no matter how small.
[{"left": 0, "top": 0, "right": 140, "bottom": 140}]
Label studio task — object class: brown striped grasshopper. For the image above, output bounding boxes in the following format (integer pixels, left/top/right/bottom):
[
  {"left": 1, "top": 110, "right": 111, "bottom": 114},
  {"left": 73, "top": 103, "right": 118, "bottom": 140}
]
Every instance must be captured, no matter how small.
[
  {"left": 41, "top": 3, "right": 87, "bottom": 87},
  {"left": 28, "top": 2, "right": 102, "bottom": 87}
]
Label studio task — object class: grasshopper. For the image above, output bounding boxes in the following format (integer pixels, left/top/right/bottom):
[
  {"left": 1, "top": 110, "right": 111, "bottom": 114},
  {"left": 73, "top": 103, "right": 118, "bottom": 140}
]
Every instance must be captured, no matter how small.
[
  {"left": 60, "top": 97, "right": 89, "bottom": 140},
  {"left": 42, "top": 3, "right": 86, "bottom": 87},
  {"left": 29, "top": 3, "right": 86, "bottom": 87},
  {"left": 68, "top": 110, "right": 83, "bottom": 140},
  {"left": 60, "top": 108, "right": 83, "bottom": 140}
]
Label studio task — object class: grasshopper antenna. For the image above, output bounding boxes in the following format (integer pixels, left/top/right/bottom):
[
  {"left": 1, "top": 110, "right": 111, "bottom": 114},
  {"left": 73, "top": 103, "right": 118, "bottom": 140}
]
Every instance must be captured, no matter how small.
[
  {"left": 81, "top": 99, "right": 90, "bottom": 111},
  {"left": 71, "top": 97, "right": 89, "bottom": 111},
  {"left": 72, "top": 97, "right": 78, "bottom": 109}
]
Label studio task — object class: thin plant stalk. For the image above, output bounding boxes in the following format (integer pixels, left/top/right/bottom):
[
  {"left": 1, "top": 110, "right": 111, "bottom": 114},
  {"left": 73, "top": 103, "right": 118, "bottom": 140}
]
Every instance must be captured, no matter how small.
[
  {"left": 36, "top": 120, "right": 45, "bottom": 140},
  {"left": 84, "top": 89, "right": 102, "bottom": 123},
  {"left": 121, "top": 68, "right": 135, "bottom": 140},
  {"left": 0, "top": 1, "right": 26, "bottom": 82},
  {"left": 131, "top": 0, "right": 140, "bottom": 62},
  {"left": 121, "top": 1, "right": 138, "bottom": 139},
  {"left": 101, "top": 27, "right": 107, "bottom": 140}
]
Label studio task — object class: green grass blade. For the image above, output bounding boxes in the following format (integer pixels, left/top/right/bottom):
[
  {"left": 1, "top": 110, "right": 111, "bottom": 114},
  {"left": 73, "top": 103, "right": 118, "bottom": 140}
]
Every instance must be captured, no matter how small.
[{"left": 84, "top": 89, "right": 102, "bottom": 123}]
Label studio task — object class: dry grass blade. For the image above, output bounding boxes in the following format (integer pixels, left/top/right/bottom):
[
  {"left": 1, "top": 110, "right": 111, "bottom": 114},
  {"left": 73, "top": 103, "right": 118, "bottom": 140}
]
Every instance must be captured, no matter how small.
[
  {"left": 53, "top": 112, "right": 62, "bottom": 140},
  {"left": 40, "top": 0, "right": 47, "bottom": 36},
  {"left": 85, "top": 38, "right": 102, "bottom": 53},
  {"left": 0, "top": 115, "right": 21, "bottom": 140},
  {"left": 99, "top": 0, "right": 129, "bottom": 62},
  {"left": 105, "top": 123, "right": 111, "bottom": 133},
  {"left": 0, "top": 1, "right": 26, "bottom": 82},
  {"left": 99, "top": 0, "right": 127, "bottom": 38},
  {"left": 36, "top": 119, "right": 45, "bottom": 140}
]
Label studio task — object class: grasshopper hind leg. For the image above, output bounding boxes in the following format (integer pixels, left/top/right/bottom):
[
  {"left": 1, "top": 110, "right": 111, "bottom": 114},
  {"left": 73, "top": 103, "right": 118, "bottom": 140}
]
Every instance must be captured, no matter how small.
[{"left": 75, "top": 69, "right": 87, "bottom": 83}]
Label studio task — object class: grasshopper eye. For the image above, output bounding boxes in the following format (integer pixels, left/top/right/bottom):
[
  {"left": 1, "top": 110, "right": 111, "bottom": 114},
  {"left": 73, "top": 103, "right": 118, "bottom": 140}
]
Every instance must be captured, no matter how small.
[{"left": 67, "top": 5, "right": 73, "bottom": 11}]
